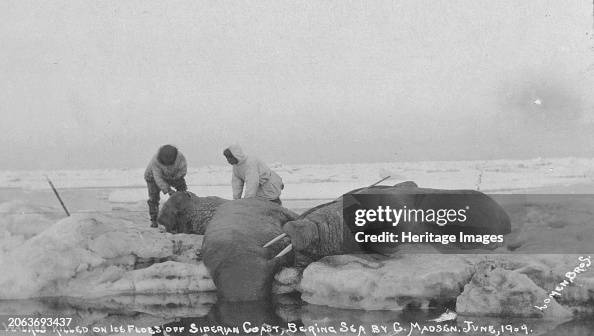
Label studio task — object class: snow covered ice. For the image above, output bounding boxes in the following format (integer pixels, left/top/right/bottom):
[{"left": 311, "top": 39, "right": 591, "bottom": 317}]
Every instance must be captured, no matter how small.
[{"left": 0, "top": 213, "right": 214, "bottom": 299}]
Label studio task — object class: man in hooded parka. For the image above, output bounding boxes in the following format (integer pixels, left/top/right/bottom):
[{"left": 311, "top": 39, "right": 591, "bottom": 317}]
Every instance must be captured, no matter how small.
[{"left": 223, "top": 145, "right": 284, "bottom": 205}]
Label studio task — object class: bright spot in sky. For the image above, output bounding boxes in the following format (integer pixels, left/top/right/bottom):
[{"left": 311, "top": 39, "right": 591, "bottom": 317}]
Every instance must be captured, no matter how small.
[{"left": 534, "top": 99, "right": 542, "bottom": 105}]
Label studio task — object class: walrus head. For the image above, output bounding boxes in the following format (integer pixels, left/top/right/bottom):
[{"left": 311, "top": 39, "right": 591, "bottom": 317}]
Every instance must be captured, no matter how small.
[{"left": 158, "top": 191, "right": 193, "bottom": 233}]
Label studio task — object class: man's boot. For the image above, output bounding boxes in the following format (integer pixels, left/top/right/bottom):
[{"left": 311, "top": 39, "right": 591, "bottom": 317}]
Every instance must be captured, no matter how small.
[{"left": 148, "top": 200, "right": 159, "bottom": 228}]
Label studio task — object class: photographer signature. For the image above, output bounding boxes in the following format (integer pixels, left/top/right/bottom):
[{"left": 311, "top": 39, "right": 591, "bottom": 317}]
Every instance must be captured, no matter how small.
[{"left": 534, "top": 255, "right": 591, "bottom": 311}]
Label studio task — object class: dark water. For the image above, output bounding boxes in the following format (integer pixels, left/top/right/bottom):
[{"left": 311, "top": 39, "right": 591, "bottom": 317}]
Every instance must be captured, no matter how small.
[{"left": 1, "top": 294, "right": 593, "bottom": 336}]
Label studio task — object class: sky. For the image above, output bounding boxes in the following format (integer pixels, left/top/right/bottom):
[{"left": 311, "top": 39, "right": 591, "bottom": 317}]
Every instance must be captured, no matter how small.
[{"left": 1, "top": 0, "right": 593, "bottom": 170}]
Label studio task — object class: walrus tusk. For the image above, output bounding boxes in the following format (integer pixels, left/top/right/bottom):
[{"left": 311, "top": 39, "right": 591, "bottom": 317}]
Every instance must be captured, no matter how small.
[
  {"left": 274, "top": 244, "right": 293, "bottom": 258},
  {"left": 263, "top": 233, "right": 287, "bottom": 247}
]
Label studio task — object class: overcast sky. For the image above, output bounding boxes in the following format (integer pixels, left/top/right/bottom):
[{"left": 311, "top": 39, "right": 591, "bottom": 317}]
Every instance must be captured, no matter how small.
[{"left": 1, "top": 1, "right": 593, "bottom": 170}]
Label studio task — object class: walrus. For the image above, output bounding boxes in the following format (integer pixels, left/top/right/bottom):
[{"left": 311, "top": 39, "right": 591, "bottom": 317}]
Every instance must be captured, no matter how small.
[
  {"left": 157, "top": 191, "right": 228, "bottom": 234},
  {"left": 279, "top": 181, "right": 511, "bottom": 265},
  {"left": 201, "top": 198, "right": 298, "bottom": 301}
]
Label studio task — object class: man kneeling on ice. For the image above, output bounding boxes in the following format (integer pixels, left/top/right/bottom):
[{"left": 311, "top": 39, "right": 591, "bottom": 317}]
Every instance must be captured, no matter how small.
[
  {"left": 145, "top": 144, "right": 188, "bottom": 227},
  {"left": 223, "top": 145, "right": 284, "bottom": 205}
]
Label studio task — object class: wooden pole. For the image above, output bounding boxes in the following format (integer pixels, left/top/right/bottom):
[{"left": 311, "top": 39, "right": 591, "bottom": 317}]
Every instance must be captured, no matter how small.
[
  {"left": 45, "top": 176, "right": 71, "bottom": 216},
  {"left": 369, "top": 175, "right": 391, "bottom": 187}
]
